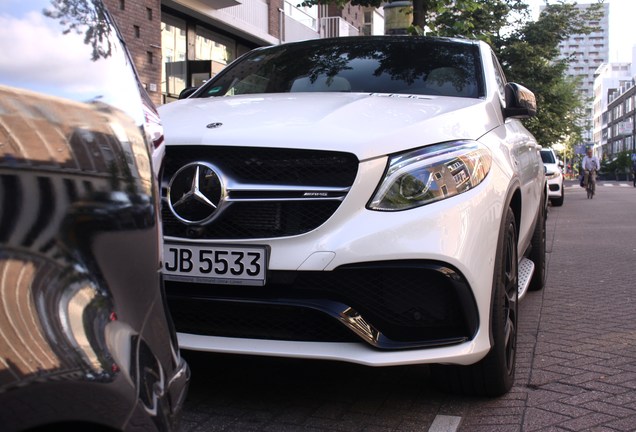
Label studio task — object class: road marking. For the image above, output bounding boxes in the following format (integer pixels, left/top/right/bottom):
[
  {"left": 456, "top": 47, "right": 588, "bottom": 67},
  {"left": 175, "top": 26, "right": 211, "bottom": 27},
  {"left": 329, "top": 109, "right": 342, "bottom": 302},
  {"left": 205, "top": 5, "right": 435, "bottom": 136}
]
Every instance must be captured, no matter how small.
[
  {"left": 566, "top": 183, "right": 632, "bottom": 189},
  {"left": 428, "top": 415, "right": 462, "bottom": 432}
]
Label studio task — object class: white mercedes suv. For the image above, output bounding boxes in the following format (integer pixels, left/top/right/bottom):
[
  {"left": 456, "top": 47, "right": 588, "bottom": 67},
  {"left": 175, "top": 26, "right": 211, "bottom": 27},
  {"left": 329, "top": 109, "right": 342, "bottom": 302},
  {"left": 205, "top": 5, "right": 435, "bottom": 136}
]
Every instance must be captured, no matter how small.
[{"left": 158, "top": 36, "right": 547, "bottom": 396}]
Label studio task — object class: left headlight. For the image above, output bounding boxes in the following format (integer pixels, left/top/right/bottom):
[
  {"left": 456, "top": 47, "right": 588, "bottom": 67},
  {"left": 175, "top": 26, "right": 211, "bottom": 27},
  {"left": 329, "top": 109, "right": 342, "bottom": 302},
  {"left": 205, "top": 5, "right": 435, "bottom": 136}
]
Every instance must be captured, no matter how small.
[
  {"left": 545, "top": 169, "right": 560, "bottom": 180},
  {"left": 368, "top": 141, "right": 492, "bottom": 211}
]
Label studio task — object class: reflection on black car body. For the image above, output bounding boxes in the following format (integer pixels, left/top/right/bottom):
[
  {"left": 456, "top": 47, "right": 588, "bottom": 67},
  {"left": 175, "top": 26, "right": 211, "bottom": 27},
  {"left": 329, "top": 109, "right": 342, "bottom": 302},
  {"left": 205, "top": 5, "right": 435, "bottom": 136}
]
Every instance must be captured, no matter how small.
[{"left": 0, "top": 1, "right": 189, "bottom": 431}]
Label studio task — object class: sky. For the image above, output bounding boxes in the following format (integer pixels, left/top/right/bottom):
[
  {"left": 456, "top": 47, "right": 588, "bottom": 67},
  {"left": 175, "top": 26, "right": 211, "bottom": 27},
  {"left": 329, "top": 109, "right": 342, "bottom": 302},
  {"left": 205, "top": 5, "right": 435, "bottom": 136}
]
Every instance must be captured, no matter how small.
[
  {"left": 0, "top": 5, "right": 143, "bottom": 120},
  {"left": 525, "top": 0, "right": 636, "bottom": 63}
]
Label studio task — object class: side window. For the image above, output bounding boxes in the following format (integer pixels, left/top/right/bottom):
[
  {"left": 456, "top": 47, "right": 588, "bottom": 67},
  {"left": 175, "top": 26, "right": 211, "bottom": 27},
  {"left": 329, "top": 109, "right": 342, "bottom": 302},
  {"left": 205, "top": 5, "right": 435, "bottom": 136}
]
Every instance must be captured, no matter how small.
[{"left": 491, "top": 52, "right": 507, "bottom": 102}]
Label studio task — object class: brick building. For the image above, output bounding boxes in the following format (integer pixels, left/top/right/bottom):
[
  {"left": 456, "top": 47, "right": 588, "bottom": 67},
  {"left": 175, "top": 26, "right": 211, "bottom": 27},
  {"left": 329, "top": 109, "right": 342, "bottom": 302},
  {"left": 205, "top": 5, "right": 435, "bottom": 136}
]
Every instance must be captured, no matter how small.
[{"left": 104, "top": 0, "right": 163, "bottom": 105}]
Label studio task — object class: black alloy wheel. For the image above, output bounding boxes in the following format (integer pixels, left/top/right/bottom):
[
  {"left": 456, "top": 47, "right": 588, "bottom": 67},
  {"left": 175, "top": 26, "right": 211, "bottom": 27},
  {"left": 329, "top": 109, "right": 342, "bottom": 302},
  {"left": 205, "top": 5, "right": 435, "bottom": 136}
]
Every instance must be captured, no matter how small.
[{"left": 431, "top": 207, "right": 518, "bottom": 396}]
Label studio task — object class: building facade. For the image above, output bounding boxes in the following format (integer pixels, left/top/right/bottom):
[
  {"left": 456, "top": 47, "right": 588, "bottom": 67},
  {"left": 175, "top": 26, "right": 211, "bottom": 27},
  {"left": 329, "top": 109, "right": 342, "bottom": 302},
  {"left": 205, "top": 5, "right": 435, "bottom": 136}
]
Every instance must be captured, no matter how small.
[
  {"left": 105, "top": 0, "right": 380, "bottom": 106},
  {"left": 604, "top": 77, "right": 636, "bottom": 159},
  {"left": 592, "top": 45, "right": 636, "bottom": 164},
  {"left": 104, "top": 0, "right": 163, "bottom": 105},
  {"left": 593, "top": 62, "right": 631, "bottom": 153},
  {"left": 554, "top": 2, "right": 609, "bottom": 146}
]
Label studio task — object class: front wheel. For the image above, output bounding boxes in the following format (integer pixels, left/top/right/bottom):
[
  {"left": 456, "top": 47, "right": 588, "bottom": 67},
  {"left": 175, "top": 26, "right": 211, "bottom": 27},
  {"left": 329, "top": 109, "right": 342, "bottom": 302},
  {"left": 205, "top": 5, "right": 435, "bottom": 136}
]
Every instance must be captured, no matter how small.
[
  {"left": 529, "top": 200, "right": 546, "bottom": 291},
  {"left": 551, "top": 186, "right": 564, "bottom": 207},
  {"left": 431, "top": 208, "right": 518, "bottom": 396}
]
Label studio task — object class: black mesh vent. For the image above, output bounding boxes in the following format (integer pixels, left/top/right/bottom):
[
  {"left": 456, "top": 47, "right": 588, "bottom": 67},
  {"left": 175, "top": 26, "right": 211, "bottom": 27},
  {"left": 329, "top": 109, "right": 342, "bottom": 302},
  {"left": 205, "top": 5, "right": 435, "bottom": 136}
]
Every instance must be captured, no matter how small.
[
  {"left": 167, "top": 262, "right": 477, "bottom": 347},
  {"left": 169, "top": 299, "right": 359, "bottom": 343}
]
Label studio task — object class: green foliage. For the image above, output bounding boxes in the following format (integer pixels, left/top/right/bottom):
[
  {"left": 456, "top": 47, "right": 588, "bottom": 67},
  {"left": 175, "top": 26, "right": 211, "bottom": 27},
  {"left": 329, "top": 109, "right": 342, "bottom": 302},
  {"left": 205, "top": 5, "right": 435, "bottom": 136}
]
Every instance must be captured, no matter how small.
[
  {"left": 43, "top": 0, "right": 114, "bottom": 61},
  {"left": 601, "top": 151, "right": 633, "bottom": 178},
  {"left": 493, "top": 1, "right": 605, "bottom": 148},
  {"left": 299, "top": 0, "right": 528, "bottom": 37},
  {"left": 431, "top": 0, "right": 529, "bottom": 44}
]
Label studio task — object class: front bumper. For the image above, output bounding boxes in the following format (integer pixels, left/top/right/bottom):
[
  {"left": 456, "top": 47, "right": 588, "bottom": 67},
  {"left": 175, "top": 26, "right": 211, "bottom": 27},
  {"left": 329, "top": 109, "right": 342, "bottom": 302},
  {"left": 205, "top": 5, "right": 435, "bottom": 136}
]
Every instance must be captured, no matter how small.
[
  {"left": 168, "top": 261, "right": 478, "bottom": 350},
  {"left": 165, "top": 156, "right": 507, "bottom": 366}
]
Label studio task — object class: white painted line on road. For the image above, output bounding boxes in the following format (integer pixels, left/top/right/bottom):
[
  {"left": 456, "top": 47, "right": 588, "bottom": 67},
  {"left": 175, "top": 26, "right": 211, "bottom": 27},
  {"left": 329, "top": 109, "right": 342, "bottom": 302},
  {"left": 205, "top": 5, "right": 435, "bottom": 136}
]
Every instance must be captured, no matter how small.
[
  {"left": 566, "top": 183, "right": 632, "bottom": 189},
  {"left": 428, "top": 415, "right": 462, "bottom": 432}
]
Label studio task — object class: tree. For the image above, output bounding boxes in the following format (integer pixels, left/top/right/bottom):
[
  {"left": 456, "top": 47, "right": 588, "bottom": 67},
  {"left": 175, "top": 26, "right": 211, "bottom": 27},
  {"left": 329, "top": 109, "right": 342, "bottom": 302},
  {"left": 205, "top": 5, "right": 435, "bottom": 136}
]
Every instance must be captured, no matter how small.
[
  {"left": 601, "top": 150, "right": 632, "bottom": 180},
  {"left": 493, "top": 1, "right": 605, "bottom": 147},
  {"left": 43, "top": 0, "right": 114, "bottom": 61}
]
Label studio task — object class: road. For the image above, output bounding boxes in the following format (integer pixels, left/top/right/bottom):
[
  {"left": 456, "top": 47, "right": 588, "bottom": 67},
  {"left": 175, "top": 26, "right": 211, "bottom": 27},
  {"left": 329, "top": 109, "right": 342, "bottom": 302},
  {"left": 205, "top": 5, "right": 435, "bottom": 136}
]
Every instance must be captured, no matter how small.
[{"left": 179, "top": 180, "right": 636, "bottom": 432}]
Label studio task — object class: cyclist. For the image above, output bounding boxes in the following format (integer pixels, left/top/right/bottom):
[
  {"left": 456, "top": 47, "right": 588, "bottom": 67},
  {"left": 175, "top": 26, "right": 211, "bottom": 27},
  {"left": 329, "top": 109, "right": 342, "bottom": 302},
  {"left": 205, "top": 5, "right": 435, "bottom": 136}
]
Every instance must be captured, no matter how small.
[{"left": 582, "top": 147, "right": 600, "bottom": 193}]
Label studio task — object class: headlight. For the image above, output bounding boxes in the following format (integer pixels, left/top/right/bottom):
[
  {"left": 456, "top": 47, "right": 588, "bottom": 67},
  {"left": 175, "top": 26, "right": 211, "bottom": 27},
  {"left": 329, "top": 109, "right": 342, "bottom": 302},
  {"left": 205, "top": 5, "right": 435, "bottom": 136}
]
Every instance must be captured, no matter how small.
[
  {"left": 368, "top": 141, "right": 492, "bottom": 211},
  {"left": 545, "top": 169, "right": 559, "bottom": 180}
]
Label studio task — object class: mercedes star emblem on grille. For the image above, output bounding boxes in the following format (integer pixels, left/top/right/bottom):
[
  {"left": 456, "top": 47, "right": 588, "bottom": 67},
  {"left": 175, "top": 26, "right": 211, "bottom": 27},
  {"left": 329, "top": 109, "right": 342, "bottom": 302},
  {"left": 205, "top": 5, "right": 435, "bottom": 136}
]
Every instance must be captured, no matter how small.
[{"left": 167, "top": 162, "right": 224, "bottom": 225}]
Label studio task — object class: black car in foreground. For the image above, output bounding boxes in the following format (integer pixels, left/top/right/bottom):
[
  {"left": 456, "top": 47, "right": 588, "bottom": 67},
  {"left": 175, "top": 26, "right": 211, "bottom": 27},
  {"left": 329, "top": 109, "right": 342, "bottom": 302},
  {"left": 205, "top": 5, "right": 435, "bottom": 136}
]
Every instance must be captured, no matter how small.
[{"left": 0, "top": 1, "right": 189, "bottom": 430}]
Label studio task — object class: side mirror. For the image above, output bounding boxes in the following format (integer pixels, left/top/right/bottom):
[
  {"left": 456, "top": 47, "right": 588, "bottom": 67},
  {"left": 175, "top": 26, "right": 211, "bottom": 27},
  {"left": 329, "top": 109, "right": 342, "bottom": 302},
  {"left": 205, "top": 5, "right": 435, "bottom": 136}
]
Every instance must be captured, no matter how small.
[
  {"left": 178, "top": 87, "right": 199, "bottom": 100},
  {"left": 504, "top": 82, "right": 537, "bottom": 119}
]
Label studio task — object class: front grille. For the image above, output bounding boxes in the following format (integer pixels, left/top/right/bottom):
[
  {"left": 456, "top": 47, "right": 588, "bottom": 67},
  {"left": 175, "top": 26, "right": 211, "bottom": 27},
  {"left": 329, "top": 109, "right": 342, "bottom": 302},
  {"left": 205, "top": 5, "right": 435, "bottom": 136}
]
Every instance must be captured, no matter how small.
[
  {"left": 167, "top": 262, "right": 478, "bottom": 348},
  {"left": 162, "top": 146, "right": 358, "bottom": 239},
  {"left": 162, "top": 200, "right": 341, "bottom": 239}
]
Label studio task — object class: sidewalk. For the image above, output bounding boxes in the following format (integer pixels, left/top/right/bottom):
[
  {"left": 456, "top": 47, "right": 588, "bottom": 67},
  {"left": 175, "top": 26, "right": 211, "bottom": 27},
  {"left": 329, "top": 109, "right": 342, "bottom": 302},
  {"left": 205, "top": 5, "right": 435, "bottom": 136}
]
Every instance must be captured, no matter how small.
[{"left": 456, "top": 181, "right": 636, "bottom": 431}]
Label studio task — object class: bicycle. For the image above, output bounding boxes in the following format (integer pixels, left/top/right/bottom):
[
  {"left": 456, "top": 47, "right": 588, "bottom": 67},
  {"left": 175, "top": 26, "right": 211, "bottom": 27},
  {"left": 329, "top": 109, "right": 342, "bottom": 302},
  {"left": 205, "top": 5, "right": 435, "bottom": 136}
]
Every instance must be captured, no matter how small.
[{"left": 584, "top": 169, "right": 596, "bottom": 199}]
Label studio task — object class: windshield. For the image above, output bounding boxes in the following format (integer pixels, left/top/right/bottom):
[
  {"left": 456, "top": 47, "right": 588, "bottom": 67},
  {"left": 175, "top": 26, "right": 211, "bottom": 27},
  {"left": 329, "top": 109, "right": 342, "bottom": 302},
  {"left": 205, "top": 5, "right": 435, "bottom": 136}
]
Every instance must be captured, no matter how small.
[
  {"left": 541, "top": 150, "right": 556, "bottom": 164},
  {"left": 194, "top": 37, "right": 484, "bottom": 99}
]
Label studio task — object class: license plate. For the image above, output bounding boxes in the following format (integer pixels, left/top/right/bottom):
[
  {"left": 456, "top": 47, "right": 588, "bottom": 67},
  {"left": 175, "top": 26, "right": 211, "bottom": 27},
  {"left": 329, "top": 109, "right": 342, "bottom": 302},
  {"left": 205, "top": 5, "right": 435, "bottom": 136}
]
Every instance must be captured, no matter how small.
[{"left": 163, "top": 243, "right": 267, "bottom": 286}]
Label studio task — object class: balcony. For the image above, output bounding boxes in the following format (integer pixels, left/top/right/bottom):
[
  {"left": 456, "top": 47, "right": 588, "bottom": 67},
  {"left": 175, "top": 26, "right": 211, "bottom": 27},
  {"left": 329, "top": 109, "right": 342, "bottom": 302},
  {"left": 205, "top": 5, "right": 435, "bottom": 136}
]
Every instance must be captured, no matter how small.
[
  {"left": 321, "top": 16, "right": 359, "bottom": 38},
  {"left": 281, "top": 4, "right": 359, "bottom": 42}
]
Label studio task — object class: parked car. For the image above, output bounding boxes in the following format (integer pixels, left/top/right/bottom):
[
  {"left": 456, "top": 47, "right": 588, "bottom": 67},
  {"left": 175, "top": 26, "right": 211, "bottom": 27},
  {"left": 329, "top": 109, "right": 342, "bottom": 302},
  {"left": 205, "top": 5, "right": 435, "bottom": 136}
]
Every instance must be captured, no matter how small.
[
  {"left": 158, "top": 36, "right": 547, "bottom": 396},
  {"left": 0, "top": 1, "right": 188, "bottom": 431},
  {"left": 540, "top": 147, "right": 565, "bottom": 206}
]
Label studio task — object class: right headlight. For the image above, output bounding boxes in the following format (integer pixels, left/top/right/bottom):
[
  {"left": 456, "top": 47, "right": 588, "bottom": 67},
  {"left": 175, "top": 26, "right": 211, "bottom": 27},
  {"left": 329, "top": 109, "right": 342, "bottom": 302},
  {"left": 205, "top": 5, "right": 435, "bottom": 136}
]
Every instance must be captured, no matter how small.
[{"left": 368, "top": 141, "right": 492, "bottom": 211}]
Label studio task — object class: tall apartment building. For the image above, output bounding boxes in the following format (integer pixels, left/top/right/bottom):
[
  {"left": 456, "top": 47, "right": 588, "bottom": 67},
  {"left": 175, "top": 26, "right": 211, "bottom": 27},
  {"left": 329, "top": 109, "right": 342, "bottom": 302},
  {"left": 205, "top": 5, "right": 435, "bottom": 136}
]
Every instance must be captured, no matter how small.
[
  {"left": 606, "top": 79, "right": 636, "bottom": 159},
  {"left": 593, "top": 46, "right": 636, "bottom": 162},
  {"left": 593, "top": 62, "right": 631, "bottom": 152},
  {"left": 554, "top": 2, "right": 609, "bottom": 146},
  {"left": 105, "top": 0, "right": 381, "bottom": 106}
]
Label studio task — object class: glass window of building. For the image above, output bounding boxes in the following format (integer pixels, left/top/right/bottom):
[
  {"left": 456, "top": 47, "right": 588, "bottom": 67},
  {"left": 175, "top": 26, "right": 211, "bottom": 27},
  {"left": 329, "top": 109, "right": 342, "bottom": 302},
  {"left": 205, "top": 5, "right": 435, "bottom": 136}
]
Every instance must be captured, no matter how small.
[
  {"left": 162, "top": 14, "right": 187, "bottom": 100},
  {"left": 195, "top": 28, "right": 236, "bottom": 85}
]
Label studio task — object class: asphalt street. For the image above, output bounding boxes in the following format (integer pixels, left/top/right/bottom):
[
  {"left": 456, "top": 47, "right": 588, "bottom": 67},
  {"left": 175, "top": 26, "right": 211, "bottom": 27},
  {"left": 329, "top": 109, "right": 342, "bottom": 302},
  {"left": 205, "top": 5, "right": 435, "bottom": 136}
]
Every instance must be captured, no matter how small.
[{"left": 180, "top": 180, "right": 636, "bottom": 432}]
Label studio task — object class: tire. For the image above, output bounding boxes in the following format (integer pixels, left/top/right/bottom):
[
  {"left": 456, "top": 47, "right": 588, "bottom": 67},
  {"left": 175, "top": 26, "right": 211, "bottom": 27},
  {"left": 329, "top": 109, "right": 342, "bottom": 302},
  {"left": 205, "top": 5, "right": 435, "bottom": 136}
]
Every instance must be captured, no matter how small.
[
  {"left": 431, "top": 208, "right": 518, "bottom": 396},
  {"left": 529, "top": 199, "right": 546, "bottom": 291},
  {"left": 551, "top": 184, "right": 564, "bottom": 207}
]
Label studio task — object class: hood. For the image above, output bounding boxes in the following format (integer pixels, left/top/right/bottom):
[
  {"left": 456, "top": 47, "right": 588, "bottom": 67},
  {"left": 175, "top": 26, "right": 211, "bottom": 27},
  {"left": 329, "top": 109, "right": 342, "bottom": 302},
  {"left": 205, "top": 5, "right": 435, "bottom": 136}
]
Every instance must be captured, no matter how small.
[{"left": 158, "top": 93, "right": 502, "bottom": 161}]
